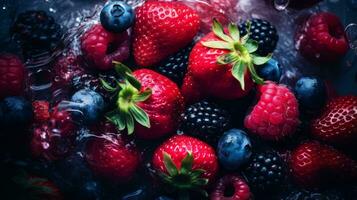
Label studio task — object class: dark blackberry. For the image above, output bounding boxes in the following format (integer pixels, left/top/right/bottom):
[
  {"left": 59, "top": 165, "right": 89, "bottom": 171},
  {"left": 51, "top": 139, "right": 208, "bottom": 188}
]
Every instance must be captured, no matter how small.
[
  {"left": 244, "top": 151, "right": 286, "bottom": 193},
  {"left": 156, "top": 43, "right": 193, "bottom": 85},
  {"left": 279, "top": 190, "right": 345, "bottom": 200},
  {"left": 181, "top": 100, "right": 231, "bottom": 145},
  {"left": 239, "top": 18, "right": 278, "bottom": 56},
  {"left": 11, "top": 10, "right": 63, "bottom": 57}
]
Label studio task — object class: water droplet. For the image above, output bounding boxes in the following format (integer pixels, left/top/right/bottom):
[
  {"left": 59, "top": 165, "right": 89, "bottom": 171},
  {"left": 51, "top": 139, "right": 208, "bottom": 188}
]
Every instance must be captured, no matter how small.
[
  {"left": 345, "top": 23, "right": 357, "bottom": 50},
  {"left": 274, "top": 0, "right": 290, "bottom": 11},
  {"left": 49, "top": 8, "right": 56, "bottom": 13},
  {"left": 2, "top": 6, "right": 6, "bottom": 10}
]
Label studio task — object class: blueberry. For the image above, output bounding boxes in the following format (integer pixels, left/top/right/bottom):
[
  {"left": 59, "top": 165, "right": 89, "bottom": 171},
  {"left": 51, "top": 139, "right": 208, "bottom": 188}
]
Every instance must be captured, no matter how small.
[
  {"left": 100, "top": 0, "right": 135, "bottom": 33},
  {"left": 217, "top": 129, "right": 252, "bottom": 170},
  {"left": 257, "top": 58, "right": 281, "bottom": 82},
  {"left": 70, "top": 89, "right": 105, "bottom": 124},
  {"left": 294, "top": 76, "right": 327, "bottom": 112},
  {"left": 0, "top": 96, "right": 33, "bottom": 129}
]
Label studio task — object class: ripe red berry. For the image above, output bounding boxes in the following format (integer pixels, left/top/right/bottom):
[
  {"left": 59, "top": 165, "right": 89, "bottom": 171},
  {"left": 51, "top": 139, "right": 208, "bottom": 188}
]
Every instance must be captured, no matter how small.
[
  {"left": 0, "top": 54, "right": 25, "bottom": 98},
  {"left": 210, "top": 175, "right": 251, "bottom": 200}
]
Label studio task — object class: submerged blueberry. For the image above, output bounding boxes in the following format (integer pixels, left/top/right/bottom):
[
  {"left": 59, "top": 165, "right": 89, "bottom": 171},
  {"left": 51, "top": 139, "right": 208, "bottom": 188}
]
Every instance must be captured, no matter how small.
[
  {"left": 257, "top": 58, "right": 282, "bottom": 82},
  {"left": 1, "top": 96, "right": 33, "bottom": 129},
  {"left": 100, "top": 0, "right": 135, "bottom": 33}
]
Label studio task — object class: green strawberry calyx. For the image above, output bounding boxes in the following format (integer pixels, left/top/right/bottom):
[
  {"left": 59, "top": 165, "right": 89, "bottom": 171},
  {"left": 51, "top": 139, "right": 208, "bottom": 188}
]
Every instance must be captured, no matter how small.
[
  {"left": 101, "top": 61, "right": 152, "bottom": 135},
  {"left": 158, "top": 151, "right": 209, "bottom": 198},
  {"left": 202, "top": 19, "right": 272, "bottom": 90}
]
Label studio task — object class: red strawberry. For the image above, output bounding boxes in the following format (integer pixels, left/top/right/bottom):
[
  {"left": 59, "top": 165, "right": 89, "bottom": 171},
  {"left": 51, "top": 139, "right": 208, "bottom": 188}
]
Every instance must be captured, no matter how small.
[
  {"left": 32, "top": 100, "right": 50, "bottom": 123},
  {"left": 289, "top": 141, "right": 357, "bottom": 187},
  {"left": 210, "top": 175, "right": 251, "bottom": 200},
  {"left": 31, "top": 107, "right": 76, "bottom": 160},
  {"left": 295, "top": 12, "right": 348, "bottom": 64},
  {"left": 152, "top": 135, "right": 218, "bottom": 195},
  {"left": 103, "top": 63, "right": 184, "bottom": 139},
  {"left": 53, "top": 52, "right": 84, "bottom": 88},
  {"left": 133, "top": 1, "right": 200, "bottom": 67},
  {"left": 244, "top": 82, "right": 300, "bottom": 141},
  {"left": 182, "top": 20, "right": 271, "bottom": 103},
  {"left": 85, "top": 123, "right": 140, "bottom": 182},
  {"left": 0, "top": 54, "right": 25, "bottom": 98},
  {"left": 81, "top": 24, "right": 130, "bottom": 70},
  {"left": 311, "top": 96, "right": 357, "bottom": 146}
]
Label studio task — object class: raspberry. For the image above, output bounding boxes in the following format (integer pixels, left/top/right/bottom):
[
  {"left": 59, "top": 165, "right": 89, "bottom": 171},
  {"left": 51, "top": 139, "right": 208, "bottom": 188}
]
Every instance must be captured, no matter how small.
[
  {"left": 32, "top": 101, "right": 50, "bottom": 123},
  {"left": 244, "top": 82, "right": 299, "bottom": 141},
  {"left": 0, "top": 54, "right": 25, "bottom": 98}
]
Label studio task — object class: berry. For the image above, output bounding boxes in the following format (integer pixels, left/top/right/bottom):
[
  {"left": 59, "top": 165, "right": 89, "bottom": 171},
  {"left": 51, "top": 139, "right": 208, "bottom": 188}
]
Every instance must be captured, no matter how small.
[
  {"left": 289, "top": 141, "right": 357, "bottom": 187},
  {"left": 181, "top": 100, "right": 231, "bottom": 145},
  {"left": 257, "top": 58, "right": 282, "bottom": 82},
  {"left": 31, "top": 108, "right": 76, "bottom": 160},
  {"left": 294, "top": 76, "right": 327, "bottom": 112},
  {"left": 32, "top": 100, "right": 50, "bottom": 123},
  {"left": 152, "top": 135, "right": 218, "bottom": 192},
  {"left": 100, "top": 0, "right": 135, "bottom": 33},
  {"left": 81, "top": 24, "right": 130, "bottom": 70},
  {"left": 244, "top": 82, "right": 300, "bottom": 141},
  {"left": 0, "top": 96, "right": 33, "bottom": 129},
  {"left": 217, "top": 129, "right": 252, "bottom": 170},
  {"left": 85, "top": 131, "right": 140, "bottom": 182},
  {"left": 295, "top": 12, "right": 348, "bottom": 64},
  {"left": 239, "top": 18, "right": 279, "bottom": 56},
  {"left": 210, "top": 175, "right": 251, "bottom": 200},
  {"left": 280, "top": 189, "right": 344, "bottom": 200},
  {"left": 67, "top": 89, "right": 105, "bottom": 124},
  {"left": 311, "top": 96, "right": 357, "bottom": 146},
  {"left": 156, "top": 43, "right": 193, "bottom": 85},
  {"left": 244, "top": 151, "right": 287, "bottom": 192},
  {"left": 133, "top": 1, "right": 200, "bottom": 67},
  {"left": 11, "top": 10, "right": 63, "bottom": 57},
  {"left": 0, "top": 54, "right": 25, "bottom": 98},
  {"left": 53, "top": 53, "right": 84, "bottom": 88}
]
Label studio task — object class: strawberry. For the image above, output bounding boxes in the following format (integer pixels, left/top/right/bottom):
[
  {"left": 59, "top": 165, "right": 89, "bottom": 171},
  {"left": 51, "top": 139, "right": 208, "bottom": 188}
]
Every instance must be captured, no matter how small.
[
  {"left": 210, "top": 175, "right": 251, "bottom": 200},
  {"left": 311, "top": 96, "right": 357, "bottom": 146},
  {"left": 81, "top": 24, "right": 130, "bottom": 70},
  {"left": 295, "top": 12, "right": 348, "bottom": 64},
  {"left": 132, "top": 1, "right": 200, "bottom": 67},
  {"left": 102, "top": 62, "right": 184, "bottom": 139},
  {"left": 31, "top": 107, "right": 76, "bottom": 160},
  {"left": 152, "top": 135, "right": 218, "bottom": 196},
  {"left": 182, "top": 20, "right": 271, "bottom": 103},
  {"left": 32, "top": 100, "right": 50, "bottom": 123},
  {"left": 85, "top": 122, "right": 140, "bottom": 182},
  {"left": 289, "top": 141, "right": 357, "bottom": 187},
  {"left": 0, "top": 54, "right": 25, "bottom": 99},
  {"left": 244, "top": 82, "right": 300, "bottom": 141}
]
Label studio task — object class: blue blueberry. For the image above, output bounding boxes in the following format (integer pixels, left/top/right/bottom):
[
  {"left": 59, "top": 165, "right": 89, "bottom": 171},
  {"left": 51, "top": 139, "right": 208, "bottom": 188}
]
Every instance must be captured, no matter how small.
[
  {"left": 294, "top": 76, "right": 327, "bottom": 111},
  {"left": 217, "top": 129, "right": 252, "bottom": 170},
  {"left": 100, "top": 0, "right": 135, "bottom": 33},
  {"left": 257, "top": 58, "right": 282, "bottom": 82},
  {"left": 70, "top": 89, "right": 105, "bottom": 124},
  {"left": 0, "top": 96, "right": 33, "bottom": 129}
]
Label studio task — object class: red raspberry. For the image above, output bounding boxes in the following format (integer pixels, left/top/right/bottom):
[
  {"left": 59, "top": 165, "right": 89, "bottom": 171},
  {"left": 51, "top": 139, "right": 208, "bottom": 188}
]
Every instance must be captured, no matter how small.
[
  {"left": 53, "top": 52, "right": 84, "bottom": 88},
  {"left": 295, "top": 12, "right": 349, "bottom": 64},
  {"left": 81, "top": 24, "right": 130, "bottom": 70},
  {"left": 0, "top": 54, "right": 25, "bottom": 98},
  {"left": 32, "top": 100, "right": 50, "bottom": 123},
  {"left": 211, "top": 175, "right": 251, "bottom": 200},
  {"left": 244, "top": 82, "right": 300, "bottom": 141}
]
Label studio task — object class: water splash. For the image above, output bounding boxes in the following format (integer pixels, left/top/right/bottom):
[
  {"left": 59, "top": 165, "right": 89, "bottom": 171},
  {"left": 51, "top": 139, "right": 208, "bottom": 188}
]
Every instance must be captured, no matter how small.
[
  {"left": 274, "top": 0, "right": 290, "bottom": 11},
  {"left": 345, "top": 23, "right": 357, "bottom": 54}
]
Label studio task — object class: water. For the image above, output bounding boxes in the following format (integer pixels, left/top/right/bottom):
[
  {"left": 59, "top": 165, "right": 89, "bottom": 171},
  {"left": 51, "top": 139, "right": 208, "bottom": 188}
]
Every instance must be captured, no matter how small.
[
  {"left": 273, "top": 0, "right": 290, "bottom": 11},
  {"left": 345, "top": 23, "right": 357, "bottom": 53}
]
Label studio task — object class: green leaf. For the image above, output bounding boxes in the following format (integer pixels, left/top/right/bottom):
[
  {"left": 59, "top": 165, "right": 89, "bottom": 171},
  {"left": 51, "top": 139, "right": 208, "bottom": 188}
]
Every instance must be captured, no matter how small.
[
  {"left": 125, "top": 72, "right": 142, "bottom": 90},
  {"left": 217, "top": 52, "right": 239, "bottom": 65},
  {"left": 248, "top": 63, "right": 264, "bottom": 85},
  {"left": 180, "top": 152, "right": 193, "bottom": 174},
  {"left": 163, "top": 152, "right": 179, "bottom": 176},
  {"left": 132, "top": 88, "right": 152, "bottom": 102},
  {"left": 241, "top": 34, "right": 249, "bottom": 44},
  {"left": 228, "top": 23, "right": 240, "bottom": 41},
  {"left": 100, "top": 78, "right": 118, "bottom": 92},
  {"left": 232, "top": 61, "right": 247, "bottom": 90},
  {"left": 244, "top": 39, "right": 259, "bottom": 53},
  {"left": 201, "top": 40, "right": 232, "bottom": 50},
  {"left": 113, "top": 61, "right": 132, "bottom": 76},
  {"left": 106, "top": 111, "right": 126, "bottom": 130},
  {"left": 125, "top": 113, "right": 135, "bottom": 135},
  {"left": 252, "top": 54, "right": 272, "bottom": 65},
  {"left": 190, "top": 169, "right": 205, "bottom": 179},
  {"left": 129, "top": 104, "right": 150, "bottom": 128},
  {"left": 192, "top": 178, "right": 209, "bottom": 186},
  {"left": 212, "top": 19, "right": 233, "bottom": 43}
]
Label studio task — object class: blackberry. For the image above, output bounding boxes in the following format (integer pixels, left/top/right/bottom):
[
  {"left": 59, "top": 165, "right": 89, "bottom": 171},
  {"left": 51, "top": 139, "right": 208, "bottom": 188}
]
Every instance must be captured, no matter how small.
[
  {"left": 280, "top": 190, "right": 344, "bottom": 200},
  {"left": 239, "top": 18, "right": 278, "bottom": 56},
  {"left": 181, "top": 100, "right": 231, "bottom": 145},
  {"left": 11, "top": 10, "right": 63, "bottom": 57},
  {"left": 156, "top": 43, "right": 193, "bottom": 85},
  {"left": 244, "top": 151, "right": 286, "bottom": 193}
]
